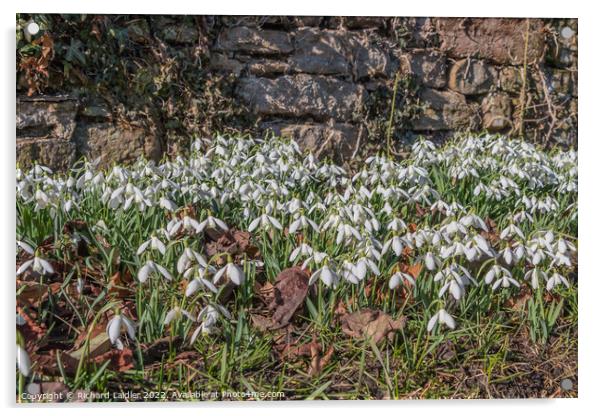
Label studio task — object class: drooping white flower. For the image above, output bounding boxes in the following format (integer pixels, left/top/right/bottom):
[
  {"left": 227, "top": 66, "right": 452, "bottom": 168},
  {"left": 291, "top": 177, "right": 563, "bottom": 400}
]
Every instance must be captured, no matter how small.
[
  {"left": 185, "top": 274, "right": 218, "bottom": 296},
  {"left": 424, "top": 252, "right": 440, "bottom": 271},
  {"left": 546, "top": 272, "right": 570, "bottom": 291},
  {"left": 288, "top": 214, "right": 319, "bottom": 234},
  {"left": 16, "top": 256, "right": 54, "bottom": 276},
  {"left": 164, "top": 306, "right": 195, "bottom": 326},
  {"left": 197, "top": 215, "right": 229, "bottom": 232},
  {"left": 525, "top": 267, "right": 547, "bottom": 289},
  {"left": 500, "top": 223, "right": 525, "bottom": 240},
  {"left": 159, "top": 197, "right": 178, "bottom": 212},
  {"left": 106, "top": 313, "right": 137, "bottom": 349},
  {"left": 341, "top": 261, "right": 362, "bottom": 284},
  {"left": 248, "top": 213, "right": 283, "bottom": 233},
  {"left": 189, "top": 304, "right": 232, "bottom": 343},
  {"left": 427, "top": 309, "right": 456, "bottom": 332},
  {"left": 212, "top": 262, "right": 245, "bottom": 286},
  {"left": 16, "top": 240, "right": 34, "bottom": 255},
  {"left": 309, "top": 265, "right": 338, "bottom": 287},
  {"left": 388, "top": 272, "right": 415, "bottom": 289},
  {"left": 177, "top": 247, "right": 209, "bottom": 274},
  {"left": 136, "top": 235, "right": 167, "bottom": 256},
  {"left": 335, "top": 223, "right": 362, "bottom": 246},
  {"left": 289, "top": 243, "right": 314, "bottom": 263},
  {"left": 137, "top": 260, "right": 172, "bottom": 283},
  {"left": 382, "top": 235, "right": 409, "bottom": 257}
]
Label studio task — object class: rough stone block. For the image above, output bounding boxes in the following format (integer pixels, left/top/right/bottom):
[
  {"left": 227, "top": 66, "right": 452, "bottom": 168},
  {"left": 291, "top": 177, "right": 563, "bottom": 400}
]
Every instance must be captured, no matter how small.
[
  {"left": 436, "top": 18, "right": 547, "bottom": 65},
  {"left": 448, "top": 59, "right": 496, "bottom": 95},
  {"left": 412, "top": 88, "right": 479, "bottom": 131},
  {"left": 216, "top": 27, "right": 293, "bottom": 55},
  {"left": 237, "top": 75, "right": 366, "bottom": 121},
  {"left": 400, "top": 50, "right": 447, "bottom": 88}
]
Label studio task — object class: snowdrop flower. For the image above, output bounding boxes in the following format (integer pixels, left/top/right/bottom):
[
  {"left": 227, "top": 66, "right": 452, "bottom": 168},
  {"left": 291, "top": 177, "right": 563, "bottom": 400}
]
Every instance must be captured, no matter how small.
[
  {"left": 288, "top": 214, "right": 319, "bottom": 234},
  {"left": 513, "top": 210, "right": 533, "bottom": 224},
  {"left": 164, "top": 306, "right": 195, "bottom": 325},
  {"left": 341, "top": 261, "right": 363, "bottom": 284},
  {"left": 382, "top": 235, "right": 409, "bottom": 257},
  {"left": 485, "top": 264, "right": 519, "bottom": 290},
  {"left": 34, "top": 189, "right": 51, "bottom": 209},
  {"left": 441, "top": 220, "right": 467, "bottom": 238},
  {"left": 546, "top": 272, "right": 570, "bottom": 291},
  {"left": 500, "top": 246, "right": 517, "bottom": 266},
  {"left": 427, "top": 309, "right": 456, "bottom": 332},
  {"left": 335, "top": 223, "right": 362, "bottom": 246},
  {"left": 17, "top": 255, "right": 54, "bottom": 276},
  {"left": 159, "top": 197, "right": 177, "bottom": 212},
  {"left": 525, "top": 267, "right": 547, "bottom": 289},
  {"left": 198, "top": 215, "right": 229, "bottom": 232},
  {"left": 555, "top": 238, "right": 576, "bottom": 255},
  {"left": 500, "top": 223, "right": 525, "bottom": 240},
  {"left": 355, "top": 256, "right": 380, "bottom": 278},
  {"left": 387, "top": 218, "right": 407, "bottom": 233},
  {"left": 136, "top": 235, "right": 167, "bottom": 256},
  {"left": 309, "top": 264, "right": 338, "bottom": 287},
  {"left": 423, "top": 252, "right": 440, "bottom": 271},
  {"left": 177, "top": 247, "right": 209, "bottom": 274},
  {"left": 460, "top": 213, "right": 487, "bottom": 231},
  {"left": 289, "top": 243, "right": 314, "bottom": 263},
  {"left": 137, "top": 260, "right": 172, "bottom": 283},
  {"left": 550, "top": 252, "right": 572, "bottom": 267},
  {"left": 248, "top": 213, "right": 283, "bottom": 233},
  {"left": 190, "top": 304, "right": 232, "bottom": 343},
  {"left": 388, "top": 271, "right": 416, "bottom": 289},
  {"left": 16, "top": 344, "right": 30, "bottom": 377},
  {"left": 16, "top": 240, "right": 34, "bottom": 255},
  {"left": 213, "top": 262, "right": 245, "bottom": 286},
  {"left": 438, "top": 274, "right": 467, "bottom": 300},
  {"left": 106, "top": 313, "right": 137, "bottom": 349},
  {"left": 185, "top": 273, "right": 218, "bottom": 296},
  {"left": 492, "top": 273, "right": 520, "bottom": 291},
  {"left": 440, "top": 241, "right": 466, "bottom": 259}
]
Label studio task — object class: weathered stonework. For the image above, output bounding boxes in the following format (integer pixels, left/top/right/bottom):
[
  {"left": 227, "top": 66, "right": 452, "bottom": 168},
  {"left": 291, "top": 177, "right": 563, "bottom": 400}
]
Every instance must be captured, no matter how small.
[
  {"left": 448, "top": 59, "right": 496, "bottom": 96},
  {"left": 16, "top": 16, "right": 577, "bottom": 170},
  {"left": 412, "top": 89, "right": 479, "bottom": 131},
  {"left": 237, "top": 75, "right": 366, "bottom": 121},
  {"left": 436, "top": 18, "right": 547, "bottom": 65}
]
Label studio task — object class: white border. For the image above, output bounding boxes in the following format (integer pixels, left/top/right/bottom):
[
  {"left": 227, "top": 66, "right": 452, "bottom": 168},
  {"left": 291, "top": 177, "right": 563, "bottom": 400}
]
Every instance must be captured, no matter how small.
[{"left": 2, "top": 1, "right": 599, "bottom": 415}]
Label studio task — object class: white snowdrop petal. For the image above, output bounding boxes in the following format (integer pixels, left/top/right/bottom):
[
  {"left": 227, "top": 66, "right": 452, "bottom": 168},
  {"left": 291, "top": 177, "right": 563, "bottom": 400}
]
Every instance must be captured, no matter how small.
[
  {"left": 16, "top": 345, "right": 30, "bottom": 377},
  {"left": 228, "top": 264, "right": 245, "bottom": 285},
  {"left": 107, "top": 316, "right": 122, "bottom": 344}
]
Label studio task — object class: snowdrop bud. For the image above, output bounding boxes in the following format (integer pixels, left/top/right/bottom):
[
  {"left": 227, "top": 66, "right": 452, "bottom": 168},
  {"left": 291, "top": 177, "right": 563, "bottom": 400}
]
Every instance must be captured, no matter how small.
[{"left": 16, "top": 344, "right": 30, "bottom": 377}]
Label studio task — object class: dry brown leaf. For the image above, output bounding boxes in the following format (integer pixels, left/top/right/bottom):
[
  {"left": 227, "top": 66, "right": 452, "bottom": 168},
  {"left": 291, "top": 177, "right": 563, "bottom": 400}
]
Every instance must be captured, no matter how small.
[
  {"left": 269, "top": 267, "right": 309, "bottom": 327},
  {"left": 205, "top": 229, "right": 261, "bottom": 262},
  {"left": 108, "top": 271, "right": 134, "bottom": 299},
  {"left": 17, "top": 281, "right": 60, "bottom": 307},
  {"left": 405, "top": 263, "right": 423, "bottom": 279},
  {"left": 340, "top": 309, "right": 406, "bottom": 343}
]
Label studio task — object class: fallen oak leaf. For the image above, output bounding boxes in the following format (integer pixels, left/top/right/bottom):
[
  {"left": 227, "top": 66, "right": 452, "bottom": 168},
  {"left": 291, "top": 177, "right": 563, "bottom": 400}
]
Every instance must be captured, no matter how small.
[
  {"left": 269, "top": 267, "right": 309, "bottom": 328},
  {"left": 17, "top": 281, "right": 60, "bottom": 307},
  {"left": 340, "top": 309, "right": 406, "bottom": 343}
]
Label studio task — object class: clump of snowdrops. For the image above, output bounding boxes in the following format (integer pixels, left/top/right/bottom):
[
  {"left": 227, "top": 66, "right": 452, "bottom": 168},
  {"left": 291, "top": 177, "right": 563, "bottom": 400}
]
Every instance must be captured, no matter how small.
[{"left": 16, "top": 134, "right": 577, "bottom": 377}]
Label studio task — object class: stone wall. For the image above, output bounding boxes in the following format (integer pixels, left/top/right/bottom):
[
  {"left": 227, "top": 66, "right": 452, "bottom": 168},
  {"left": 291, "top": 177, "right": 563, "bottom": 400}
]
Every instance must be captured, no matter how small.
[{"left": 16, "top": 16, "right": 577, "bottom": 169}]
